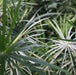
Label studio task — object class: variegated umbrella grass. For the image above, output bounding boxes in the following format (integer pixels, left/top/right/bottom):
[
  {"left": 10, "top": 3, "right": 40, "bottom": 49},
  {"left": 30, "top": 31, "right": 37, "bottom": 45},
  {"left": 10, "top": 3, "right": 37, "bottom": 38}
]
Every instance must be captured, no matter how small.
[
  {"left": 43, "top": 18, "right": 76, "bottom": 75},
  {"left": 0, "top": 0, "right": 71, "bottom": 75}
]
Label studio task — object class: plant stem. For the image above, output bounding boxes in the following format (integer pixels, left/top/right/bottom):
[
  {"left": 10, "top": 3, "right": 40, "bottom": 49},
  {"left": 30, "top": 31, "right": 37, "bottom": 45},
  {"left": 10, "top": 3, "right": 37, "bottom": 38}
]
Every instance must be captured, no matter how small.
[
  {"left": 2, "top": 0, "right": 7, "bottom": 50},
  {"left": 0, "top": 56, "right": 5, "bottom": 75}
]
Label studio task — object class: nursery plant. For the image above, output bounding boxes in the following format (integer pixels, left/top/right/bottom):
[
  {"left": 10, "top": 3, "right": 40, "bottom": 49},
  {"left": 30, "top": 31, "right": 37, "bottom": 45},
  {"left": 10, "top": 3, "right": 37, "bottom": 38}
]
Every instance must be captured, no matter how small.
[
  {"left": 43, "top": 15, "right": 76, "bottom": 75},
  {"left": 0, "top": 0, "right": 72, "bottom": 75}
]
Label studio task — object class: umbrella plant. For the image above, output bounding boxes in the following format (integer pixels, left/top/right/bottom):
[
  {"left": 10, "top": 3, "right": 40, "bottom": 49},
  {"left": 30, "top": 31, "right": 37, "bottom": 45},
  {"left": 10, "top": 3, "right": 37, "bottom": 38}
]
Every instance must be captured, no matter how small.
[
  {"left": 44, "top": 15, "right": 76, "bottom": 75},
  {"left": 0, "top": 0, "right": 71, "bottom": 75}
]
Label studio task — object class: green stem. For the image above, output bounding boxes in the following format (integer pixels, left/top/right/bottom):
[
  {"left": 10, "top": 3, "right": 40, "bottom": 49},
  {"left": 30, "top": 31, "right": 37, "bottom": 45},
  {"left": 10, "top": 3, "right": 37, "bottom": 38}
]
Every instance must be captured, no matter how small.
[
  {"left": 2, "top": 0, "right": 7, "bottom": 50},
  {"left": 0, "top": 56, "right": 5, "bottom": 75}
]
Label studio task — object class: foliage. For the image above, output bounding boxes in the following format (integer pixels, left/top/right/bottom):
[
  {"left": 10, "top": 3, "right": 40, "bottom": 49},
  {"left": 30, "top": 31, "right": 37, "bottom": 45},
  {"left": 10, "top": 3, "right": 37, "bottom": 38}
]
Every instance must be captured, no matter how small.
[
  {"left": 0, "top": 0, "right": 76, "bottom": 75},
  {"left": 0, "top": 0, "right": 72, "bottom": 75},
  {"left": 44, "top": 16, "right": 76, "bottom": 75}
]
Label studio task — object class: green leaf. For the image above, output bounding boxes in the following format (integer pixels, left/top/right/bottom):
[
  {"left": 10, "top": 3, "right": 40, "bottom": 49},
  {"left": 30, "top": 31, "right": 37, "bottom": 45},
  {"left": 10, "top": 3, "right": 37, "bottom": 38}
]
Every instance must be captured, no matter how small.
[
  {"left": 6, "top": 0, "right": 21, "bottom": 44},
  {"left": 8, "top": 54, "right": 71, "bottom": 75},
  {"left": 7, "top": 55, "right": 46, "bottom": 75}
]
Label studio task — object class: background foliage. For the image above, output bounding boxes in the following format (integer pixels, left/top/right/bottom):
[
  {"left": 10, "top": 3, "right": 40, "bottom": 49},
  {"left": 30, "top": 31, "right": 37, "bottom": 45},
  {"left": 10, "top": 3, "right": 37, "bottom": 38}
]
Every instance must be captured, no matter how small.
[{"left": 0, "top": 0, "right": 76, "bottom": 75}]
